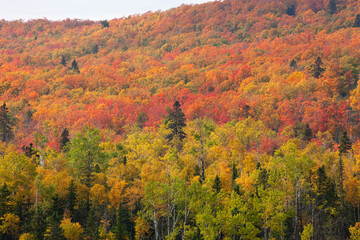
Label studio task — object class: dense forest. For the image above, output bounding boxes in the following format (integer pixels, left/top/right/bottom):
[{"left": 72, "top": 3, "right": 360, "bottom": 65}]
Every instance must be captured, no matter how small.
[{"left": 0, "top": 0, "right": 360, "bottom": 239}]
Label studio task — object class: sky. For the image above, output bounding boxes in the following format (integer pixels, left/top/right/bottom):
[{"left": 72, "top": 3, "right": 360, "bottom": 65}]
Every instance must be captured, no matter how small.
[{"left": 0, "top": 0, "right": 213, "bottom": 21}]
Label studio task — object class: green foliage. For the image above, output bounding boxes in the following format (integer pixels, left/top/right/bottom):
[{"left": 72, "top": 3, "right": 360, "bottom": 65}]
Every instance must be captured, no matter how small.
[{"left": 68, "top": 127, "right": 107, "bottom": 188}]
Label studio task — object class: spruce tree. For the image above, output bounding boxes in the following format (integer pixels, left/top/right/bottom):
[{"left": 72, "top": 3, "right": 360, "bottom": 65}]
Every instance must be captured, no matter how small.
[
  {"left": 312, "top": 57, "right": 325, "bottom": 79},
  {"left": 60, "top": 56, "right": 66, "bottom": 66},
  {"left": 113, "top": 202, "right": 132, "bottom": 240},
  {"left": 353, "top": 14, "right": 360, "bottom": 27},
  {"left": 0, "top": 103, "right": 15, "bottom": 143},
  {"left": 65, "top": 179, "right": 77, "bottom": 215},
  {"left": 212, "top": 175, "right": 222, "bottom": 193},
  {"left": 101, "top": 20, "right": 109, "bottom": 28},
  {"left": 0, "top": 183, "right": 11, "bottom": 216},
  {"left": 71, "top": 59, "right": 80, "bottom": 73},
  {"left": 286, "top": 4, "right": 296, "bottom": 16},
  {"left": 165, "top": 101, "right": 186, "bottom": 142},
  {"left": 60, "top": 128, "right": 70, "bottom": 151},
  {"left": 339, "top": 131, "right": 351, "bottom": 154},
  {"left": 328, "top": 0, "right": 337, "bottom": 15}
]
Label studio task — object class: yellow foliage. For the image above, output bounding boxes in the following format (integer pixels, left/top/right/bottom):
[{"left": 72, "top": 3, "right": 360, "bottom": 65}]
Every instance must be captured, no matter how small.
[
  {"left": 60, "top": 218, "right": 84, "bottom": 240},
  {"left": 0, "top": 213, "right": 20, "bottom": 238},
  {"left": 90, "top": 184, "right": 107, "bottom": 204},
  {"left": 350, "top": 222, "right": 360, "bottom": 240}
]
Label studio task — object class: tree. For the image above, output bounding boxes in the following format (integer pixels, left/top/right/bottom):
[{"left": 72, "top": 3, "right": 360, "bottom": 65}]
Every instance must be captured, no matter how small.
[
  {"left": 286, "top": 4, "right": 296, "bottom": 16},
  {"left": 71, "top": 59, "right": 80, "bottom": 73},
  {"left": 339, "top": 131, "right": 351, "bottom": 154},
  {"left": 328, "top": 0, "right": 337, "bottom": 15},
  {"left": 0, "top": 183, "right": 11, "bottom": 217},
  {"left": 65, "top": 180, "right": 77, "bottom": 216},
  {"left": 311, "top": 57, "right": 325, "bottom": 79},
  {"left": 165, "top": 101, "right": 186, "bottom": 142},
  {"left": 60, "top": 128, "right": 70, "bottom": 151},
  {"left": 60, "top": 56, "right": 67, "bottom": 66},
  {"left": 0, "top": 103, "right": 14, "bottom": 143},
  {"left": 290, "top": 59, "right": 297, "bottom": 69},
  {"left": 353, "top": 14, "right": 360, "bottom": 27},
  {"left": 68, "top": 127, "right": 106, "bottom": 202},
  {"left": 101, "top": 20, "right": 109, "bottom": 28},
  {"left": 60, "top": 218, "right": 84, "bottom": 240},
  {"left": 212, "top": 175, "right": 221, "bottom": 193},
  {"left": 113, "top": 201, "right": 132, "bottom": 240}
]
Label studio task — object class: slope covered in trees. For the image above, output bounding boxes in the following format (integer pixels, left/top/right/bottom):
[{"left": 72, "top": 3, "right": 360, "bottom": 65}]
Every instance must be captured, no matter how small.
[{"left": 0, "top": 0, "right": 360, "bottom": 239}]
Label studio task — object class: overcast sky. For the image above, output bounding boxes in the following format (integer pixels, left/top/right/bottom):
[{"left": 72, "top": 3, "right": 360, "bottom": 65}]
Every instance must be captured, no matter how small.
[{"left": 0, "top": 0, "right": 213, "bottom": 21}]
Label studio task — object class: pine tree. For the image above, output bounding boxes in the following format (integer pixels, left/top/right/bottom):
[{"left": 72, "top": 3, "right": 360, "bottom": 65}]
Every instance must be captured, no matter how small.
[
  {"left": 353, "top": 14, "right": 360, "bottom": 27},
  {"left": 286, "top": 4, "right": 296, "bottom": 16},
  {"left": 231, "top": 162, "right": 238, "bottom": 184},
  {"left": 71, "top": 59, "right": 80, "bottom": 73},
  {"left": 290, "top": 59, "right": 297, "bottom": 69},
  {"left": 65, "top": 180, "right": 77, "bottom": 215},
  {"left": 339, "top": 131, "right": 351, "bottom": 154},
  {"left": 0, "top": 183, "right": 11, "bottom": 217},
  {"left": 212, "top": 175, "right": 222, "bottom": 193},
  {"left": 60, "top": 56, "right": 66, "bottom": 66},
  {"left": 60, "top": 128, "right": 70, "bottom": 151},
  {"left": 0, "top": 103, "right": 15, "bottom": 143},
  {"left": 328, "top": 0, "right": 337, "bottom": 15},
  {"left": 113, "top": 202, "right": 132, "bottom": 240},
  {"left": 165, "top": 101, "right": 186, "bottom": 142},
  {"left": 101, "top": 20, "right": 109, "bottom": 28},
  {"left": 312, "top": 57, "right": 325, "bottom": 79}
]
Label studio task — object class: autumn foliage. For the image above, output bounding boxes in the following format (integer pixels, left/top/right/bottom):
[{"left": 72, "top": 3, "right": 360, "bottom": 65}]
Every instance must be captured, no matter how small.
[{"left": 0, "top": 0, "right": 360, "bottom": 239}]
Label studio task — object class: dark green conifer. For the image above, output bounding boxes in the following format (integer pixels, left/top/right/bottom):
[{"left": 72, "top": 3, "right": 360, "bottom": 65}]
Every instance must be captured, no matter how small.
[
  {"left": 212, "top": 175, "right": 222, "bottom": 193},
  {"left": 0, "top": 103, "right": 15, "bottom": 143},
  {"left": 113, "top": 202, "right": 132, "bottom": 240},
  {"left": 60, "top": 56, "right": 67, "bottom": 66},
  {"left": 165, "top": 101, "right": 186, "bottom": 142},
  {"left": 286, "top": 4, "right": 296, "bottom": 16},
  {"left": 60, "top": 128, "right": 70, "bottom": 151},
  {"left": 71, "top": 59, "right": 80, "bottom": 73},
  {"left": 328, "top": 0, "right": 337, "bottom": 15},
  {"left": 339, "top": 131, "right": 351, "bottom": 154},
  {"left": 353, "top": 14, "right": 360, "bottom": 27},
  {"left": 312, "top": 57, "right": 325, "bottom": 79},
  {"left": 101, "top": 20, "right": 109, "bottom": 28}
]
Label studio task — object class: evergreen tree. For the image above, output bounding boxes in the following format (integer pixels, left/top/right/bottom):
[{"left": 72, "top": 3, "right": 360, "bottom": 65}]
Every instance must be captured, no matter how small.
[
  {"left": 23, "top": 143, "right": 37, "bottom": 158},
  {"left": 286, "top": 4, "right": 296, "bottom": 16},
  {"left": 231, "top": 162, "right": 238, "bottom": 184},
  {"left": 353, "top": 14, "right": 360, "bottom": 27},
  {"left": 0, "top": 103, "right": 15, "bottom": 143},
  {"left": 60, "top": 128, "right": 70, "bottom": 151},
  {"left": 101, "top": 20, "right": 109, "bottom": 28},
  {"left": 339, "top": 131, "right": 351, "bottom": 154},
  {"left": 212, "top": 175, "right": 222, "bottom": 193},
  {"left": 0, "top": 183, "right": 11, "bottom": 217},
  {"left": 290, "top": 59, "right": 297, "bottom": 69},
  {"left": 91, "top": 44, "right": 99, "bottom": 54},
  {"left": 165, "top": 101, "right": 186, "bottom": 142},
  {"left": 113, "top": 202, "right": 132, "bottom": 240},
  {"left": 311, "top": 57, "right": 325, "bottom": 79},
  {"left": 65, "top": 180, "right": 77, "bottom": 215},
  {"left": 60, "top": 56, "right": 66, "bottom": 66},
  {"left": 328, "top": 0, "right": 337, "bottom": 15},
  {"left": 71, "top": 59, "right": 80, "bottom": 73}
]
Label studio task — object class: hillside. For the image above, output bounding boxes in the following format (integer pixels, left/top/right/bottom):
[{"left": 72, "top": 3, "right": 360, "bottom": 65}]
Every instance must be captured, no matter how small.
[{"left": 0, "top": 0, "right": 360, "bottom": 239}]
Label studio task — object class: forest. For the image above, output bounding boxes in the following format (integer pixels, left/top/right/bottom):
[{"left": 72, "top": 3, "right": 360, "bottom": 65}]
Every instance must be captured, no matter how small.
[{"left": 0, "top": 0, "right": 360, "bottom": 239}]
